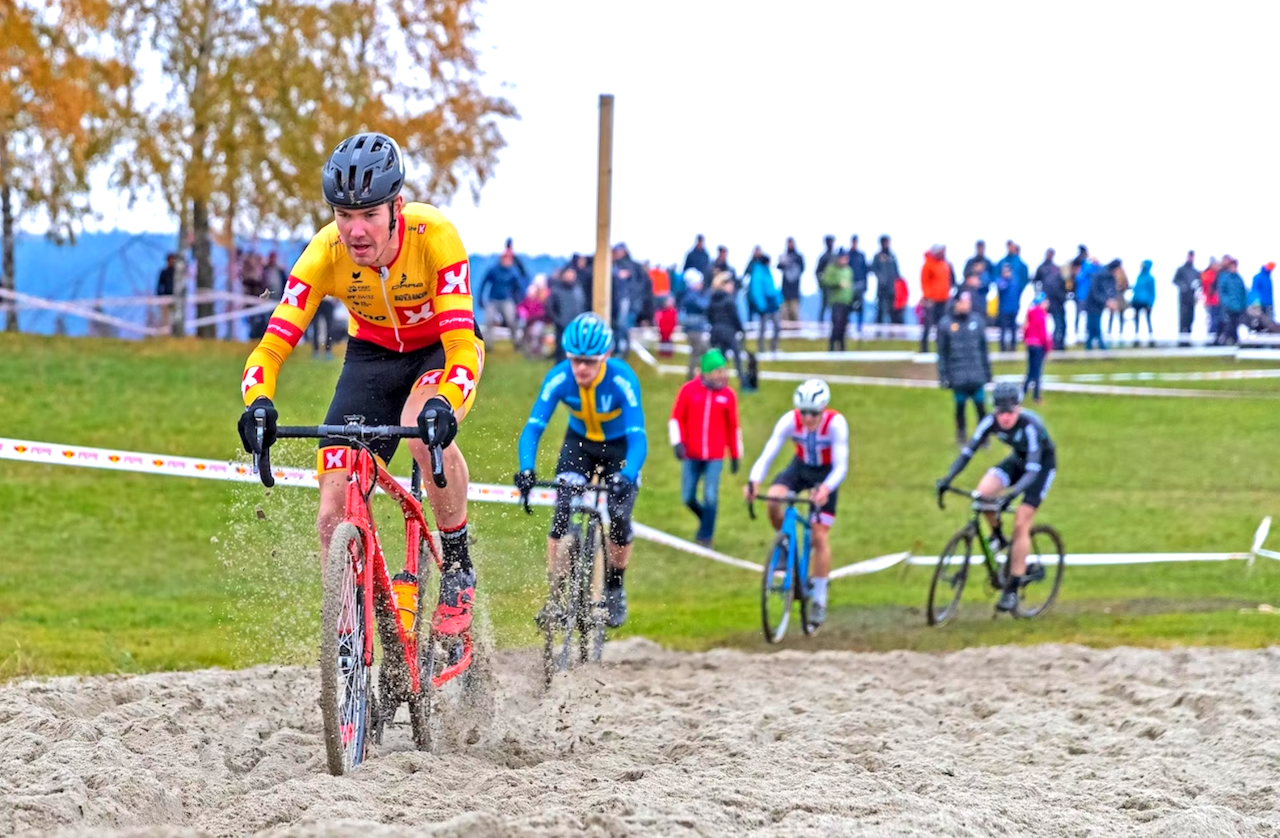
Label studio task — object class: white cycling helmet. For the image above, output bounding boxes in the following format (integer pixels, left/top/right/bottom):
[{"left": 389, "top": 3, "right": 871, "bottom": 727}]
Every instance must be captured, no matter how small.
[{"left": 793, "top": 379, "right": 831, "bottom": 412}]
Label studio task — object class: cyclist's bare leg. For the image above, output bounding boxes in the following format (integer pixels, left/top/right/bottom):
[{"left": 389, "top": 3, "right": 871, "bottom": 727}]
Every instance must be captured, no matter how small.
[
  {"left": 401, "top": 387, "right": 471, "bottom": 532},
  {"left": 1009, "top": 503, "right": 1036, "bottom": 577},
  {"left": 765, "top": 483, "right": 789, "bottom": 529},
  {"left": 317, "top": 473, "right": 347, "bottom": 570},
  {"left": 810, "top": 522, "right": 832, "bottom": 579},
  {"left": 605, "top": 541, "right": 631, "bottom": 571},
  {"left": 976, "top": 471, "right": 1005, "bottom": 530}
]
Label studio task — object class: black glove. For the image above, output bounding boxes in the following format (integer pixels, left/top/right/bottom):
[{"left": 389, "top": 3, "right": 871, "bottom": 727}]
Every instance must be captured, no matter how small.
[
  {"left": 417, "top": 396, "right": 457, "bottom": 449},
  {"left": 607, "top": 472, "right": 636, "bottom": 500},
  {"left": 935, "top": 477, "right": 951, "bottom": 495},
  {"left": 673, "top": 443, "right": 686, "bottom": 460},
  {"left": 514, "top": 468, "right": 537, "bottom": 497},
  {"left": 730, "top": 458, "right": 740, "bottom": 474},
  {"left": 237, "top": 396, "right": 277, "bottom": 453},
  {"left": 997, "top": 493, "right": 1016, "bottom": 511}
]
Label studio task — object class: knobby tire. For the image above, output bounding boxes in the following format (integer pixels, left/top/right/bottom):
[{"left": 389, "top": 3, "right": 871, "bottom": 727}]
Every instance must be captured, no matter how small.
[{"left": 320, "top": 523, "right": 372, "bottom": 775}]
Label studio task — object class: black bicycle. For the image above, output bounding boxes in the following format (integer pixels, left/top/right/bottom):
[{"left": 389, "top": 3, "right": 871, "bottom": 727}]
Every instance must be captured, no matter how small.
[
  {"left": 522, "top": 475, "right": 608, "bottom": 687},
  {"left": 927, "top": 485, "right": 1066, "bottom": 626}
]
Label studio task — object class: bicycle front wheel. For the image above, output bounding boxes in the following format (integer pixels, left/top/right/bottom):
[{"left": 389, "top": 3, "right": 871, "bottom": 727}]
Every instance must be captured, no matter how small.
[
  {"left": 761, "top": 533, "right": 794, "bottom": 643},
  {"left": 1015, "top": 524, "right": 1066, "bottom": 618},
  {"left": 320, "top": 522, "right": 373, "bottom": 775},
  {"left": 579, "top": 520, "right": 606, "bottom": 666},
  {"left": 927, "top": 527, "right": 974, "bottom": 626}
]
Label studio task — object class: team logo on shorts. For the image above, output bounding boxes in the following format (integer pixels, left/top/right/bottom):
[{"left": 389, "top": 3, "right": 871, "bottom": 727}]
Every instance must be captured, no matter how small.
[
  {"left": 437, "top": 261, "right": 470, "bottom": 295},
  {"left": 281, "top": 278, "right": 311, "bottom": 309},
  {"left": 321, "top": 448, "right": 349, "bottom": 472},
  {"left": 446, "top": 365, "right": 476, "bottom": 398},
  {"left": 414, "top": 370, "right": 444, "bottom": 390},
  {"left": 397, "top": 300, "right": 434, "bottom": 326}
]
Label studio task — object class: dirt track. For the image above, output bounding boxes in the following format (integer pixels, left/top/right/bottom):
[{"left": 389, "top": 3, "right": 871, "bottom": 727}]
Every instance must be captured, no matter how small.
[{"left": 2, "top": 639, "right": 1278, "bottom": 837}]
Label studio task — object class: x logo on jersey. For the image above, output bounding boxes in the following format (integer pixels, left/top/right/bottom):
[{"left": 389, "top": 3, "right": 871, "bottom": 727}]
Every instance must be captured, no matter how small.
[
  {"left": 438, "top": 262, "right": 470, "bottom": 295},
  {"left": 447, "top": 365, "right": 476, "bottom": 398},
  {"left": 282, "top": 279, "right": 311, "bottom": 309},
  {"left": 241, "top": 366, "right": 263, "bottom": 396},
  {"left": 323, "top": 449, "right": 348, "bottom": 471},
  {"left": 400, "top": 301, "right": 433, "bottom": 325}
]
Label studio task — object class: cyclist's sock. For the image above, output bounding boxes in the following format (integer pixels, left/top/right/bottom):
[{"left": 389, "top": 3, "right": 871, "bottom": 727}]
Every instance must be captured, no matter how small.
[
  {"left": 439, "top": 520, "right": 473, "bottom": 576},
  {"left": 605, "top": 564, "right": 625, "bottom": 590},
  {"left": 1002, "top": 572, "right": 1021, "bottom": 593},
  {"left": 811, "top": 576, "right": 829, "bottom": 607}
]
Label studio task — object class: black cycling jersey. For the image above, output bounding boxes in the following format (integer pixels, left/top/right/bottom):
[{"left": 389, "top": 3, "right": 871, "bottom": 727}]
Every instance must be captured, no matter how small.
[{"left": 944, "top": 409, "right": 1055, "bottom": 498}]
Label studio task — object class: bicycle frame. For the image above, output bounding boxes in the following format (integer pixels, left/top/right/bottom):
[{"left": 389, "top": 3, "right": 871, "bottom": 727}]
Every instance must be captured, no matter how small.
[
  {"left": 779, "top": 504, "right": 813, "bottom": 596},
  {"left": 942, "top": 486, "right": 1008, "bottom": 586}
]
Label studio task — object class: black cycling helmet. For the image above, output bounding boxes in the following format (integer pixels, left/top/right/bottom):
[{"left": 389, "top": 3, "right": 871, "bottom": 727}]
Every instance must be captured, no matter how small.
[
  {"left": 992, "top": 381, "right": 1023, "bottom": 412},
  {"left": 322, "top": 132, "right": 405, "bottom": 209}
]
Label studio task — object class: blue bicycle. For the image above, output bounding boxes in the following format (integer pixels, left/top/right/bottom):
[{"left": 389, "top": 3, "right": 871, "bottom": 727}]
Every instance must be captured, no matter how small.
[{"left": 748, "top": 493, "right": 821, "bottom": 643}]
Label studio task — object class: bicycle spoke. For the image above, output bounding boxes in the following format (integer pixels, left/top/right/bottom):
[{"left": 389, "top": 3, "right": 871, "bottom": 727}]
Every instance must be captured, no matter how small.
[
  {"left": 927, "top": 529, "right": 972, "bottom": 626},
  {"left": 1015, "top": 525, "right": 1066, "bottom": 618}
]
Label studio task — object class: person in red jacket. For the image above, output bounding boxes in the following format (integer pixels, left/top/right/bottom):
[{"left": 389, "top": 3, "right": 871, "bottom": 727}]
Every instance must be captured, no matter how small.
[
  {"left": 892, "top": 276, "right": 910, "bottom": 325},
  {"left": 1022, "top": 292, "right": 1051, "bottom": 403},
  {"left": 655, "top": 295, "right": 678, "bottom": 357},
  {"left": 669, "top": 349, "right": 743, "bottom": 547},
  {"left": 919, "top": 244, "right": 955, "bottom": 352}
]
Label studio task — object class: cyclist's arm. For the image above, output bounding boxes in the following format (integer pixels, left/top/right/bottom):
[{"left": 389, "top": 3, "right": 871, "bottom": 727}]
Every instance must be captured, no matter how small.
[
  {"left": 518, "top": 367, "right": 568, "bottom": 472},
  {"left": 943, "top": 413, "right": 994, "bottom": 483},
  {"left": 749, "top": 413, "right": 792, "bottom": 485},
  {"left": 427, "top": 223, "right": 482, "bottom": 412},
  {"left": 241, "top": 236, "right": 331, "bottom": 405},
  {"left": 821, "top": 414, "right": 850, "bottom": 491},
  {"left": 1005, "top": 423, "right": 1043, "bottom": 497},
  {"left": 613, "top": 365, "right": 647, "bottom": 481}
]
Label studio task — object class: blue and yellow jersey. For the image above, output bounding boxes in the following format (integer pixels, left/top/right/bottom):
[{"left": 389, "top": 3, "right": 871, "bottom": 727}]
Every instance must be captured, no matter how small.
[{"left": 518, "top": 358, "right": 647, "bottom": 480}]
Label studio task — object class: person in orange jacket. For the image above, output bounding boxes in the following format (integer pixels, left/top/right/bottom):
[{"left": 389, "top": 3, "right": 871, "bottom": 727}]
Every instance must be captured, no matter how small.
[{"left": 919, "top": 244, "right": 955, "bottom": 352}]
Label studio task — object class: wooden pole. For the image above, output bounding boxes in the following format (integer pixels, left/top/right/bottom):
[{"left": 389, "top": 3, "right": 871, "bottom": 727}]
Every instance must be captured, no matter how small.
[{"left": 592, "top": 94, "right": 614, "bottom": 321}]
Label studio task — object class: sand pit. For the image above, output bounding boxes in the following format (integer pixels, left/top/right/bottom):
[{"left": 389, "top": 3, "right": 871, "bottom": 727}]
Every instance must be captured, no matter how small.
[{"left": 2, "top": 640, "right": 1278, "bottom": 837}]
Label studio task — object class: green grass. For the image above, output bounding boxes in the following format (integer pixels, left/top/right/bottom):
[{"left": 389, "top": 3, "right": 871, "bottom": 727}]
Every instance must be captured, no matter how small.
[{"left": 1, "top": 332, "right": 1277, "bottom": 677}]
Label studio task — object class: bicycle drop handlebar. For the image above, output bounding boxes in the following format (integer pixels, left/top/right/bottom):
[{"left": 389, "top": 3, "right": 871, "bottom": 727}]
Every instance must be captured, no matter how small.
[
  {"left": 937, "top": 484, "right": 1005, "bottom": 512},
  {"left": 520, "top": 479, "right": 604, "bottom": 516},
  {"left": 745, "top": 491, "right": 821, "bottom": 521},
  {"left": 251, "top": 417, "right": 446, "bottom": 490}
]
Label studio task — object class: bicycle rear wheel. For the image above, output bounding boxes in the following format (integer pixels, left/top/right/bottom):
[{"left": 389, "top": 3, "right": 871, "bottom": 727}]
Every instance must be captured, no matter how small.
[
  {"left": 1015, "top": 524, "right": 1066, "bottom": 618},
  {"left": 320, "top": 523, "right": 373, "bottom": 775},
  {"left": 927, "top": 527, "right": 974, "bottom": 626},
  {"left": 761, "top": 533, "right": 793, "bottom": 643}
]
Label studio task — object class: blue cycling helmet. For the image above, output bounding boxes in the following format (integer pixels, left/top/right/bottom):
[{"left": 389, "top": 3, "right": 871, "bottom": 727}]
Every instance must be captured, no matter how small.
[{"left": 562, "top": 312, "right": 613, "bottom": 357}]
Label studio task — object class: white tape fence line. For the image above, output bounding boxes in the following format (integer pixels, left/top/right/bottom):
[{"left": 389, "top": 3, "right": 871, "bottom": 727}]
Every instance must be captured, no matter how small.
[{"left": 4, "top": 436, "right": 1276, "bottom": 579}]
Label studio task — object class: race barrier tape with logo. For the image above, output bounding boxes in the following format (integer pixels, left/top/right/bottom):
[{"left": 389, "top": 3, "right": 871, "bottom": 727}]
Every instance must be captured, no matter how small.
[{"left": 2, "top": 436, "right": 1275, "bottom": 575}]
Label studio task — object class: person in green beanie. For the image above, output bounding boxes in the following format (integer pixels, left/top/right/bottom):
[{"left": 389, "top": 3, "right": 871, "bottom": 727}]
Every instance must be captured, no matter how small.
[{"left": 669, "top": 349, "right": 743, "bottom": 547}]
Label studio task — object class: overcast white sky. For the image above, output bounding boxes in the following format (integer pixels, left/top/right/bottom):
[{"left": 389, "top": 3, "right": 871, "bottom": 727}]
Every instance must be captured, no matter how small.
[{"left": 83, "top": 0, "right": 1280, "bottom": 292}]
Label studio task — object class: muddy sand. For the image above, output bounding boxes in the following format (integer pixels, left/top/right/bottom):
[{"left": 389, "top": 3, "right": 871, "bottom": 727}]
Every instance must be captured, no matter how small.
[{"left": 2, "top": 640, "right": 1278, "bottom": 837}]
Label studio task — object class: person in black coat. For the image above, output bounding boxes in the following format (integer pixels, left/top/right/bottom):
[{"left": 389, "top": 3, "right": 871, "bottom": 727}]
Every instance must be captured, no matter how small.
[
  {"left": 936, "top": 291, "right": 991, "bottom": 446},
  {"left": 1034, "top": 248, "right": 1067, "bottom": 349},
  {"left": 706, "top": 272, "right": 747, "bottom": 388}
]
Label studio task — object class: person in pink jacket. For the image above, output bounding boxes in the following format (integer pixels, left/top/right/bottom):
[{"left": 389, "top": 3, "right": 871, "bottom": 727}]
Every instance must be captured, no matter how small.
[{"left": 1023, "top": 292, "right": 1051, "bottom": 403}]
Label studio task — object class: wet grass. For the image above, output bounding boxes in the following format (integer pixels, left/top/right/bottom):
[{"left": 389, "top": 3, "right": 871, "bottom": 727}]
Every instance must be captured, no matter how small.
[{"left": 0, "top": 332, "right": 1277, "bottom": 676}]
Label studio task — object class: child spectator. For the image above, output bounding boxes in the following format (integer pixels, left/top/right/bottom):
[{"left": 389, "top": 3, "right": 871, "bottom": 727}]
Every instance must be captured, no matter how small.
[
  {"left": 1023, "top": 292, "right": 1051, "bottom": 403},
  {"left": 655, "top": 295, "right": 679, "bottom": 357}
]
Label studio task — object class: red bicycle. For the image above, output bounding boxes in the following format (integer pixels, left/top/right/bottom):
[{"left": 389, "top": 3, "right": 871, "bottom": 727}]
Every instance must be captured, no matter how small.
[{"left": 252, "top": 413, "right": 472, "bottom": 775}]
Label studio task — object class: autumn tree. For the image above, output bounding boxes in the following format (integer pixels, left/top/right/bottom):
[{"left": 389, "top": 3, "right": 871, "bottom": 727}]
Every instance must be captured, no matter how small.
[
  {"left": 0, "top": 0, "right": 132, "bottom": 331},
  {"left": 119, "top": 0, "right": 515, "bottom": 338}
]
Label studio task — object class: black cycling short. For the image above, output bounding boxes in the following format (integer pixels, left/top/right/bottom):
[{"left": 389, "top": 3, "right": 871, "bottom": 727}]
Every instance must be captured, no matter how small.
[
  {"left": 318, "top": 338, "right": 446, "bottom": 471},
  {"left": 551, "top": 429, "right": 637, "bottom": 546},
  {"left": 770, "top": 458, "right": 838, "bottom": 525},
  {"left": 989, "top": 453, "right": 1058, "bottom": 508}
]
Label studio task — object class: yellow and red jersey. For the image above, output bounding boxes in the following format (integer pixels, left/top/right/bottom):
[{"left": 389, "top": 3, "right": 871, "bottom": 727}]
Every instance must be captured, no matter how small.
[{"left": 240, "top": 202, "right": 484, "bottom": 412}]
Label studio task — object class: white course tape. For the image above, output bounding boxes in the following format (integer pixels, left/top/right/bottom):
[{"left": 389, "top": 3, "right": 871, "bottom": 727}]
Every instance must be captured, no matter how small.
[{"left": 4, "top": 437, "right": 1274, "bottom": 574}]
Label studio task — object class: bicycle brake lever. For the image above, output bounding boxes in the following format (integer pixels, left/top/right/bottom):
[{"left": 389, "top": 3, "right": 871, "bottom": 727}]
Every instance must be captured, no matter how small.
[
  {"left": 253, "top": 410, "right": 275, "bottom": 488},
  {"left": 429, "top": 443, "right": 447, "bottom": 489}
]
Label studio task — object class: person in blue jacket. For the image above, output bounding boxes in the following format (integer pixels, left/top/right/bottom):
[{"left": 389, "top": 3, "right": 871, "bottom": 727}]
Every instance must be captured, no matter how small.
[
  {"left": 479, "top": 252, "right": 526, "bottom": 345},
  {"left": 995, "top": 263, "right": 1022, "bottom": 351},
  {"left": 1215, "top": 256, "right": 1248, "bottom": 345},
  {"left": 1251, "top": 262, "right": 1274, "bottom": 319},
  {"left": 744, "top": 245, "right": 782, "bottom": 354},
  {"left": 1130, "top": 259, "right": 1156, "bottom": 345},
  {"left": 515, "top": 313, "right": 647, "bottom": 628},
  {"left": 1073, "top": 258, "right": 1097, "bottom": 340}
]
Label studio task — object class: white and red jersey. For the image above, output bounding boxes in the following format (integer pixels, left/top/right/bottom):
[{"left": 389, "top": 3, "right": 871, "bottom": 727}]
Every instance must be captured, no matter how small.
[{"left": 749, "top": 409, "right": 850, "bottom": 490}]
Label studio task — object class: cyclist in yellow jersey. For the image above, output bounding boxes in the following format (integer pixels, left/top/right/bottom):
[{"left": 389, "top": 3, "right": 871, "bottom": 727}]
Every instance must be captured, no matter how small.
[{"left": 236, "top": 132, "right": 483, "bottom": 635}]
